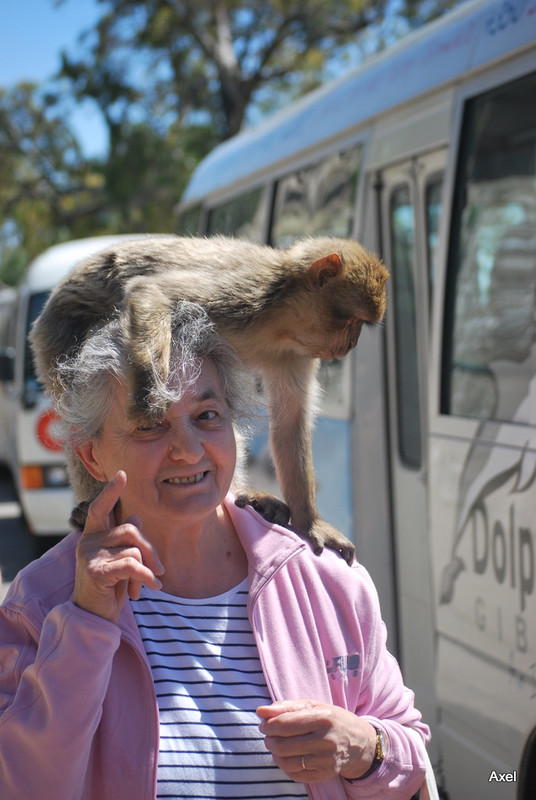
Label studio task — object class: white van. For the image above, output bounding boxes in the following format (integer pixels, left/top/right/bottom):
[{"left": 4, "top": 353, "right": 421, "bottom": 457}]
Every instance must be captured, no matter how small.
[{"left": 0, "top": 236, "right": 146, "bottom": 539}]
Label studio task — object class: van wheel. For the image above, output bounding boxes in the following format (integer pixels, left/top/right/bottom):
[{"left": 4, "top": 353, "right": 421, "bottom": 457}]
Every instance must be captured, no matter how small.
[{"left": 519, "top": 727, "right": 536, "bottom": 799}]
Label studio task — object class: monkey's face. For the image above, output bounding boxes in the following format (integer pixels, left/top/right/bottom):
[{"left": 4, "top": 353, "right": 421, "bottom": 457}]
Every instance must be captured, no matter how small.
[
  {"left": 282, "top": 305, "right": 368, "bottom": 360},
  {"left": 305, "top": 314, "right": 368, "bottom": 360},
  {"left": 330, "top": 315, "right": 365, "bottom": 357},
  {"left": 293, "top": 246, "right": 387, "bottom": 359},
  {"left": 289, "top": 280, "right": 381, "bottom": 359}
]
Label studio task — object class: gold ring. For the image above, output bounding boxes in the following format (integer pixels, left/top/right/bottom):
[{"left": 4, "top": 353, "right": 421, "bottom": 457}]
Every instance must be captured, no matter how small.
[{"left": 301, "top": 755, "right": 307, "bottom": 771}]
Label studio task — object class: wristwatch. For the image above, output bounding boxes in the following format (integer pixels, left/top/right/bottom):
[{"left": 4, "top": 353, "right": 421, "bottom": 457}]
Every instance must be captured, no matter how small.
[
  {"left": 370, "top": 727, "right": 386, "bottom": 771},
  {"left": 345, "top": 726, "right": 386, "bottom": 782}
]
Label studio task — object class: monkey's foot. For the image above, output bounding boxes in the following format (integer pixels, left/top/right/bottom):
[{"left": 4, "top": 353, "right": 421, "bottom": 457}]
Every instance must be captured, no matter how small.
[
  {"left": 304, "top": 518, "right": 355, "bottom": 565},
  {"left": 235, "top": 491, "right": 291, "bottom": 527},
  {"left": 69, "top": 500, "right": 91, "bottom": 531},
  {"left": 126, "top": 362, "right": 170, "bottom": 425}
]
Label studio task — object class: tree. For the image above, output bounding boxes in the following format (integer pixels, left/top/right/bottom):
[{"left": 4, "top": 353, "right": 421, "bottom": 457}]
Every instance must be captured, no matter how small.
[
  {"left": 0, "top": 0, "right": 461, "bottom": 283},
  {"left": 59, "top": 0, "right": 392, "bottom": 141},
  {"left": 100, "top": 119, "right": 217, "bottom": 231},
  {"left": 0, "top": 79, "right": 215, "bottom": 284},
  {"left": 59, "top": 0, "right": 460, "bottom": 140},
  {"left": 0, "top": 83, "right": 108, "bottom": 283}
]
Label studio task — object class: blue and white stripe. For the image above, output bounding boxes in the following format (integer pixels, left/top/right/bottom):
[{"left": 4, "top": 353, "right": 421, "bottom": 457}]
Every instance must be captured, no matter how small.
[{"left": 131, "top": 579, "right": 307, "bottom": 799}]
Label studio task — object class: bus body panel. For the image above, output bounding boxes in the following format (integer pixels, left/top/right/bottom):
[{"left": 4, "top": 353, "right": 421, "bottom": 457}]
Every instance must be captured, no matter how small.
[{"left": 430, "top": 431, "right": 536, "bottom": 799}]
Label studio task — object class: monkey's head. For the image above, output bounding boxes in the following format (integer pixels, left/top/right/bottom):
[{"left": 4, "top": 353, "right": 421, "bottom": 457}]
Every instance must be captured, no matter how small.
[{"left": 285, "top": 237, "right": 389, "bottom": 360}]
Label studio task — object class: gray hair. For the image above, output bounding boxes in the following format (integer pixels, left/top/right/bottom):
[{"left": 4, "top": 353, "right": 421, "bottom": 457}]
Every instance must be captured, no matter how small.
[{"left": 53, "top": 301, "right": 256, "bottom": 510}]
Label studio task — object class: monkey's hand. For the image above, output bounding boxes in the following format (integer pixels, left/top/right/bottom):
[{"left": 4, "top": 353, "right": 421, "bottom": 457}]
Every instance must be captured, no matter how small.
[
  {"left": 306, "top": 517, "right": 355, "bottom": 566},
  {"left": 235, "top": 491, "right": 291, "bottom": 527}
]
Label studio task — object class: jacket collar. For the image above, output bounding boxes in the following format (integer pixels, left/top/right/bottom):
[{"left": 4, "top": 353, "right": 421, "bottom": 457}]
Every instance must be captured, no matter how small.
[{"left": 223, "top": 493, "right": 306, "bottom": 604}]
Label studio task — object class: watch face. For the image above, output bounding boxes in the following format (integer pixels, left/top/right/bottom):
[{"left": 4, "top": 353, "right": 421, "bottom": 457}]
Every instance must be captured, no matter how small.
[{"left": 376, "top": 728, "right": 386, "bottom": 760}]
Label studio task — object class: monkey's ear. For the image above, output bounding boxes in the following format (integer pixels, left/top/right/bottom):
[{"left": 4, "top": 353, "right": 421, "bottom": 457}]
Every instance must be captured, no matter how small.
[{"left": 306, "top": 253, "right": 342, "bottom": 290}]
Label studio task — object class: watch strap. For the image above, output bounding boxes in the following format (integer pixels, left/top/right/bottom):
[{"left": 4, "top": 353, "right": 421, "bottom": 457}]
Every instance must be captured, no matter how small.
[{"left": 344, "top": 726, "right": 386, "bottom": 782}]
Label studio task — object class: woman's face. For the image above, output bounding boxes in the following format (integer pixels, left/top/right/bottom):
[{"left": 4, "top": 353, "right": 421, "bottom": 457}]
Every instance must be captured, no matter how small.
[{"left": 80, "top": 359, "right": 237, "bottom": 530}]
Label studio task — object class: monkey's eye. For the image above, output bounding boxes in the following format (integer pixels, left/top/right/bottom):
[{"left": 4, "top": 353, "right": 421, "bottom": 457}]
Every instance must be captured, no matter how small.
[{"left": 329, "top": 306, "right": 354, "bottom": 323}]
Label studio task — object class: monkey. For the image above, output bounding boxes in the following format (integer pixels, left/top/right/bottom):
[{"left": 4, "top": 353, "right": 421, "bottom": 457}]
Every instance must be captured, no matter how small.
[{"left": 30, "top": 235, "right": 389, "bottom": 564}]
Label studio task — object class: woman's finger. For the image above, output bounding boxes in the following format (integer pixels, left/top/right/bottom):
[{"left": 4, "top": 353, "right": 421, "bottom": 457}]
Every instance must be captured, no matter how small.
[
  {"left": 80, "top": 474, "right": 165, "bottom": 578},
  {"left": 83, "top": 470, "right": 127, "bottom": 534},
  {"left": 74, "top": 472, "right": 164, "bottom": 622},
  {"left": 91, "top": 546, "right": 162, "bottom": 592}
]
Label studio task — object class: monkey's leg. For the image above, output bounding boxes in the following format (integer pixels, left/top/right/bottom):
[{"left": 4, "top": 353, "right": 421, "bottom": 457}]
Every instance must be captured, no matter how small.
[
  {"left": 232, "top": 429, "right": 291, "bottom": 526},
  {"left": 264, "top": 359, "right": 355, "bottom": 564},
  {"left": 123, "top": 279, "right": 173, "bottom": 422}
]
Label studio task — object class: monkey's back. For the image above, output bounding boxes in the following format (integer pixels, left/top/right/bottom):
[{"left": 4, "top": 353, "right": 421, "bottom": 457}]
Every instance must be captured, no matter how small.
[
  {"left": 31, "top": 233, "right": 388, "bottom": 394},
  {"left": 30, "top": 235, "right": 299, "bottom": 390}
]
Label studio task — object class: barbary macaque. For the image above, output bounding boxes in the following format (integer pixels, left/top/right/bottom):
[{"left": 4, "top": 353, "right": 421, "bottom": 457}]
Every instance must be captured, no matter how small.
[{"left": 31, "top": 235, "right": 389, "bottom": 563}]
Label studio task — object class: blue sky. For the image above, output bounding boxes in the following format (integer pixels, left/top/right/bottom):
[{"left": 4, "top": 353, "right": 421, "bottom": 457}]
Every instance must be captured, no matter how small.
[{"left": 2, "top": 0, "right": 108, "bottom": 156}]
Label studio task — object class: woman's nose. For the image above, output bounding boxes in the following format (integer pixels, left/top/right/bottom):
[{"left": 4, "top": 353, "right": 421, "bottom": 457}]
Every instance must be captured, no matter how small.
[{"left": 167, "top": 421, "right": 204, "bottom": 461}]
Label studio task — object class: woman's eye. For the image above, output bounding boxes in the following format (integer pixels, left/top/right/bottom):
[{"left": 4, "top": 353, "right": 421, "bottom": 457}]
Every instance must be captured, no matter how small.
[{"left": 198, "top": 409, "right": 218, "bottom": 421}]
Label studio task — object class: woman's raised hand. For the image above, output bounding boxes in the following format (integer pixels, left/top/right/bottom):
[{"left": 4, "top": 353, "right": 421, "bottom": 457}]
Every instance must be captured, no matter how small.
[{"left": 73, "top": 471, "right": 164, "bottom": 624}]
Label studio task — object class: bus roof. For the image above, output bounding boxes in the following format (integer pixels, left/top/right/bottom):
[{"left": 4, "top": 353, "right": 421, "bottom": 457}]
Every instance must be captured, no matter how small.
[
  {"left": 21, "top": 235, "right": 150, "bottom": 293},
  {"left": 181, "top": 0, "right": 536, "bottom": 205}
]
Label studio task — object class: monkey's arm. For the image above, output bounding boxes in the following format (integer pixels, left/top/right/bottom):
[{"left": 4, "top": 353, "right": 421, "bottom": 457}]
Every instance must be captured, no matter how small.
[{"left": 263, "top": 357, "right": 355, "bottom": 565}]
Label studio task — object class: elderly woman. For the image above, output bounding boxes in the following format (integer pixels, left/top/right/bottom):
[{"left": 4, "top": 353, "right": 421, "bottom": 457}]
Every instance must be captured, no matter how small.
[{"left": 0, "top": 302, "right": 431, "bottom": 800}]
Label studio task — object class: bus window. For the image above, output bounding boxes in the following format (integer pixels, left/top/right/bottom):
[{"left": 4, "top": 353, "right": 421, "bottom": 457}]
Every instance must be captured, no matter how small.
[
  {"left": 425, "top": 175, "right": 442, "bottom": 304},
  {"left": 207, "top": 186, "right": 269, "bottom": 241},
  {"left": 443, "top": 71, "right": 536, "bottom": 423},
  {"left": 390, "top": 184, "right": 421, "bottom": 468},
  {"left": 176, "top": 204, "right": 202, "bottom": 236},
  {"left": 269, "top": 144, "right": 362, "bottom": 419},
  {"left": 23, "top": 292, "right": 49, "bottom": 405},
  {"left": 271, "top": 145, "right": 362, "bottom": 248}
]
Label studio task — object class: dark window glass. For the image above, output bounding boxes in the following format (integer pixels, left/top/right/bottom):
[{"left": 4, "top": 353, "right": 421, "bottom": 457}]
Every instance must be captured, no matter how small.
[
  {"left": 271, "top": 145, "right": 362, "bottom": 247},
  {"left": 443, "top": 71, "right": 536, "bottom": 423},
  {"left": 390, "top": 184, "right": 421, "bottom": 467},
  {"left": 207, "top": 187, "right": 268, "bottom": 241},
  {"left": 176, "top": 205, "right": 202, "bottom": 236}
]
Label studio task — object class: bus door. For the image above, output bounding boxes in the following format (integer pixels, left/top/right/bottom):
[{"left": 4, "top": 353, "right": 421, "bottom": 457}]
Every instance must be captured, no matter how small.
[
  {"left": 377, "top": 150, "right": 446, "bottom": 757},
  {"left": 429, "top": 68, "right": 536, "bottom": 798}
]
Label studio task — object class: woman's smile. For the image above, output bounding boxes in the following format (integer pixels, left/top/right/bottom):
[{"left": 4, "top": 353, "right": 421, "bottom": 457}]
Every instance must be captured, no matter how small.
[{"left": 164, "top": 471, "right": 207, "bottom": 485}]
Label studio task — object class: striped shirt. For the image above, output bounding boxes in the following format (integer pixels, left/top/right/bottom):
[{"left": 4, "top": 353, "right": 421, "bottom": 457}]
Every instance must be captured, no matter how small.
[{"left": 131, "top": 579, "right": 308, "bottom": 800}]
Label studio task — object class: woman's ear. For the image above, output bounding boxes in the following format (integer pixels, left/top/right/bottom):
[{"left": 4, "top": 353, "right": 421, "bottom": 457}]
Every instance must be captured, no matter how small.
[{"left": 73, "top": 441, "right": 108, "bottom": 483}]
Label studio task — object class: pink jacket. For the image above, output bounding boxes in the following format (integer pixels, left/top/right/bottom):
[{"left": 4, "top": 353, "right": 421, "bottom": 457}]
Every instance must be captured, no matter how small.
[{"left": 0, "top": 496, "right": 430, "bottom": 799}]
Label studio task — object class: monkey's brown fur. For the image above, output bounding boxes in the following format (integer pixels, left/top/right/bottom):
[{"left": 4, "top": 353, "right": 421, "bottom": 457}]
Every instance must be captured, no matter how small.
[{"left": 31, "top": 235, "right": 389, "bottom": 562}]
